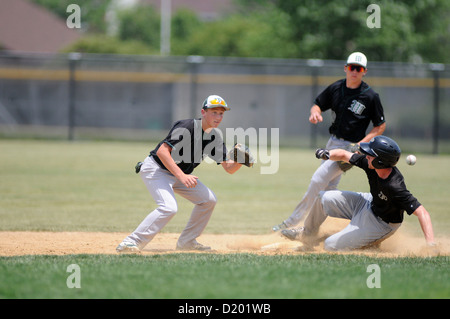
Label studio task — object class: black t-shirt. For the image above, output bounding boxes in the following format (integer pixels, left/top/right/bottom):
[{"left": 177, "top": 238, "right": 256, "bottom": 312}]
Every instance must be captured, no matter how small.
[
  {"left": 314, "top": 79, "right": 385, "bottom": 143},
  {"left": 150, "top": 118, "right": 228, "bottom": 174},
  {"left": 350, "top": 154, "right": 421, "bottom": 223}
]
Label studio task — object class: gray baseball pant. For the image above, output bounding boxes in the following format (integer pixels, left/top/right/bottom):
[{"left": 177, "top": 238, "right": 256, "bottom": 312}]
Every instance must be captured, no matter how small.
[
  {"left": 124, "top": 156, "right": 217, "bottom": 249},
  {"left": 284, "top": 136, "right": 351, "bottom": 227},
  {"left": 304, "top": 190, "right": 401, "bottom": 251}
]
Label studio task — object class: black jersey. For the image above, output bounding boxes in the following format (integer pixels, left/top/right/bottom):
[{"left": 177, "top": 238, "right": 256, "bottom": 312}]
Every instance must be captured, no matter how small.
[
  {"left": 350, "top": 154, "right": 421, "bottom": 223},
  {"left": 314, "top": 79, "right": 385, "bottom": 143},
  {"left": 150, "top": 119, "right": 228, "bottom": 174}
]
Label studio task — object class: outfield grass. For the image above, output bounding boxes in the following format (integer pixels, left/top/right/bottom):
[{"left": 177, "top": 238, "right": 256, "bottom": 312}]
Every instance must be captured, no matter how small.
[
  {"left": 1, "top": 254, "right": 448, "bottom": 299},
  {"left": 1, "top": 139, "right": 449, "bottom": 235},
  {"left": 0, "top": 139, "right": 449, "bottom": 299}
]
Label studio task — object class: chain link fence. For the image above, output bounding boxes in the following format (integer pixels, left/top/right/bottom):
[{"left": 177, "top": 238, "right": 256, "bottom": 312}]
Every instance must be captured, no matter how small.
[{"left": 0, "top": 52, "right": 448, "bottom": 153}]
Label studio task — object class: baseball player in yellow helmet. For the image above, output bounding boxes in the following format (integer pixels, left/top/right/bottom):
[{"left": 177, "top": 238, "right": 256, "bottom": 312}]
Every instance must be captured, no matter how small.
[{"left": 116, "top": 95, "right": 250, "bottom": 252}]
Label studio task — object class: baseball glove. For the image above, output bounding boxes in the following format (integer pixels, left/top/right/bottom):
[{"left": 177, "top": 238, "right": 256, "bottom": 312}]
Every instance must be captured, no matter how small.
[
  {"left": 229, "top": 143, "right": 255, "bottom": 167},
  {"left": 337, "top": 143, "right": 359, "bottom": 172}
]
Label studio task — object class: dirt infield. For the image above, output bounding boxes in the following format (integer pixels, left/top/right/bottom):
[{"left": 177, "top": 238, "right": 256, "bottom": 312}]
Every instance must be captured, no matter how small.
[{"left": 1, "top": 220, "right": 448, "bottom": 257}]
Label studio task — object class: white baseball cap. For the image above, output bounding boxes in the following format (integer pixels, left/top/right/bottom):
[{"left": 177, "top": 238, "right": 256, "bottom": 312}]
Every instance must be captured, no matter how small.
[
  {"left": 346, "top": 52, "right": 367, "bottom": 68},
  {"left": 202, "top": 95, "right": 230, "bottom": 111}
]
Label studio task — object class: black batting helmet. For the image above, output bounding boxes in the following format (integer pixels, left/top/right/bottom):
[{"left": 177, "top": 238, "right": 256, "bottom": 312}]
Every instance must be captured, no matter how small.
[{"left": 359, "top": 136, "right": 401, "bottom": 169}]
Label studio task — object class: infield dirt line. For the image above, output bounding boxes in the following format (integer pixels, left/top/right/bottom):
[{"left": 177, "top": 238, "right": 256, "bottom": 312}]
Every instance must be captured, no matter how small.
[{"left": 0, "top": 231, "right": 447, "bottom": 257}]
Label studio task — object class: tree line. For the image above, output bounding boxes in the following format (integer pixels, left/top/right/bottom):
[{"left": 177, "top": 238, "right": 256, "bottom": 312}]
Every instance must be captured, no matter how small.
[{"left": 32, "top": 0, "right": 450, "bottom": 63}]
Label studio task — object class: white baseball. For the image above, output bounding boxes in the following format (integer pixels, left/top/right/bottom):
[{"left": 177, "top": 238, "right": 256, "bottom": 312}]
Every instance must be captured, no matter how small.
[{"left": 406, "top": 154, "right": 416, "bottom": 165}]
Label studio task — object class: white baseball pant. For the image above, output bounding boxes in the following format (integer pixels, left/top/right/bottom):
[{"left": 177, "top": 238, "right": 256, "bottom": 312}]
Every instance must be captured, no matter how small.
[
  {"left": 124, "top": 156, "right": 217, "bottom": 249},
  {"left": 304, "top": 190, "right": 401, "bottom": 251},
  {"left": 284, "top": 136, "right": 351, "bottom": 227}
]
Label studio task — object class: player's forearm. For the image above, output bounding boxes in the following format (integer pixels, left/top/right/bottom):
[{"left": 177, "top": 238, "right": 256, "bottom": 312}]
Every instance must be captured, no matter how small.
[
  {"left": 309, "top": 105, "right": 323, "bottom": 124},
  {"left": 315, "top": 148, "right": 353, "bottom": 163},
  {"left": 329, "top": 149, "right": 353, "bottom": 162},
  {"left": 156, "top": 144, "right": 186, "bottom": 180},
  {"left": 359, "top": 123, "right": 386, "bottom": 144},
  {"left": 413, "top": 206, "right": 436, "bottom": 245}
]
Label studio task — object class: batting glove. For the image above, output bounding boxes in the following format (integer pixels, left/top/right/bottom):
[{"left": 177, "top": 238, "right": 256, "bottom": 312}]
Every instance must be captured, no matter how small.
[{"left": 315, "top": 148, "right": 330, "bottom": 160}]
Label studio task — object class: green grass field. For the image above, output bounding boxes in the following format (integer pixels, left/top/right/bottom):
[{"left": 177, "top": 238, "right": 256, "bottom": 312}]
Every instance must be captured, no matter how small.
[
  {"left": 0, "top": 139, "right": 449, "bottom": 299},
  {"left": 1, "top": 254, "right": 448, "bottom": 299}
]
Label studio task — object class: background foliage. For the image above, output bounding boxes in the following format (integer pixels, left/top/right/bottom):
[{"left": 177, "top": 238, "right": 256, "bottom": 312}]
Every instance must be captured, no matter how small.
[{"left": 31, "top": 0, "right": 450, "bottom": 63}]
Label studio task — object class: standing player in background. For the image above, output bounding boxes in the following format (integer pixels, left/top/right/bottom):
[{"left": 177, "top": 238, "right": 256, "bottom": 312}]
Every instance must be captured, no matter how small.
[
  {"left": 274, "top": 52, "right": 387, "bottom": 239},
  {"left": 116, "top": 95, "right": 247, "bottom": 253}
]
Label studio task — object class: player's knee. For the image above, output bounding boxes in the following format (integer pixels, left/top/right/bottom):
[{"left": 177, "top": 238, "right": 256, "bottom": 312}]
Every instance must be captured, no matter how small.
[
  {"left": 323, "top": 232, "right": 347, "bottom": 251},
  {"left": 320, "top": 191, "right": 340, "bottom": 214},
  {"left": 204, "top": 193, "right": 218, "bottom": 208},
  {"left": 202, "top": 190, "right": 218, "bottom": 206},
  {"left": 159, "top": 203, "right": 178, "bottom": 216},
  {"left": 324, "top": 238, "right": 338, "bottom": 251},
  {"left": 320, "top": 190, "right": 335, "bottom": 202}
]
